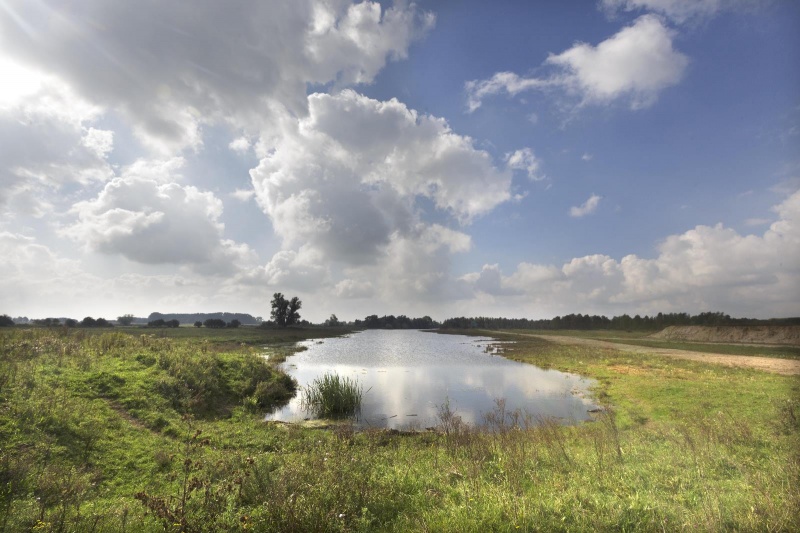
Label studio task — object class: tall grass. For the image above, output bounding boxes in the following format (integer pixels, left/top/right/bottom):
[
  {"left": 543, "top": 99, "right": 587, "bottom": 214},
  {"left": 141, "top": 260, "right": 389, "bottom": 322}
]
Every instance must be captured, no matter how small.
[{"left": 300, "top": 372, "right": 363, "bottom": 418}]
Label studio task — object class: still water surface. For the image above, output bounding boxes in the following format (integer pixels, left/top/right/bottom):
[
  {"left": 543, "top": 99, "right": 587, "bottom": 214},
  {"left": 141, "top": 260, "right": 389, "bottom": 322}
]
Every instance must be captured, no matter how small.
[{"left": 266, "top": 329, "right": 597, "bottom": 429}]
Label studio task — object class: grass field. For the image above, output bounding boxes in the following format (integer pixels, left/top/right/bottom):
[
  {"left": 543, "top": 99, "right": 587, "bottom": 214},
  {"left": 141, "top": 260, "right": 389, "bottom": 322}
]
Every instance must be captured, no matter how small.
[{"left": 1, "top": 326, "right": 797, "bottom": 531}]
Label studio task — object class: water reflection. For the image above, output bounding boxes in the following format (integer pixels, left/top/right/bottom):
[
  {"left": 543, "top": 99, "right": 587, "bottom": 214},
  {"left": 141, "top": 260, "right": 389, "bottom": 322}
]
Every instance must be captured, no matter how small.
[{"left": 266, "top": 329, "right": 597, "bottom": 429}]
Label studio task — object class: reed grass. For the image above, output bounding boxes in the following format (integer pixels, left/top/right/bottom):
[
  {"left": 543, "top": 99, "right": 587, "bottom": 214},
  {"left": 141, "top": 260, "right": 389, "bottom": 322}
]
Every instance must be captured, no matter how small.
[{"left": 300, "top": 372, "right": 364, "bottom": 418}]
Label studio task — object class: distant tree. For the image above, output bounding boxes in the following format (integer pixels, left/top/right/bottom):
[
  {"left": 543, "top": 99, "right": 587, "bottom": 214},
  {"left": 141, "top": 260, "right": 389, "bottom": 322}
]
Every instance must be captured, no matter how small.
[
  {"left": 117, "top": 314, "right": 135, "bottom": 326},
  {"left": 194, "top": 321, "right": 203, "bottom": 328},
  {"left": 0, "top": 314, "right": 14, "bottom": 327},
  {"left": 148, "top": 319, "right": 166, "bottom": 327},
  {"left": 166, "top": 319, "right": 180, "bottom": 328},
  {"left": 96, "top": 318, "right": 113, "bottom": 327},
  {"left": 287, "top": 297, "right": 302, "bottom": 326},
  {"left": 81, "top": 317, "right": 97, "bottom": 327},
  {"left": 325, "top": 314, "right": 340, "bottom": 327},
  {"left": 33, "top": 317, "right": 61, "bottom": 327},
  {"left": 271, "top": 293, "right": 289, "bottom": 327},
  {"left": 203, "top": 318, "right": 226, "bottom": 328},
  {"left": 227, "top": 319, "right": 241, "bottom": 328},
  {"left": 64, "top": 318, "right": 78, "bottom": 328},
  {"left": 270, "top": 293, "right": 303, "bottom": 327}
]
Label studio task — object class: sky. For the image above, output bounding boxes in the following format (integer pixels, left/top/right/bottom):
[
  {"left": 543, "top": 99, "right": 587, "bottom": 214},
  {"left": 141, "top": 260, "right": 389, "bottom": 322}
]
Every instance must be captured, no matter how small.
[{"left": 0, "top": 0, "right": 798, "bottom": 323}]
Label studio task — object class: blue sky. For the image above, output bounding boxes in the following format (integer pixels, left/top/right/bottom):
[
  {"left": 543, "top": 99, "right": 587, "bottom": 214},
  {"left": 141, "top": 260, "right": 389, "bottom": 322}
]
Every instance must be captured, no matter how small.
[{"left": 1, "top": 0, "right": 798, "bottom": 322}]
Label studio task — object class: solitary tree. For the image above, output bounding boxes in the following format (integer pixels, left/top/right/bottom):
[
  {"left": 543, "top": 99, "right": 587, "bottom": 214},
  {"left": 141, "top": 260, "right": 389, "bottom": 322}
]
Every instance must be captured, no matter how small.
[
  {"left": 271, "top": 293, "right": 302, "bottom": 327},
  {"left": 194, "top": 321, "right": 203, "bottom": 328},
  {"left": 326, "top": 314, "right": 340, "bottom": 327},
  {"left": 117, "top": 314, "right": 135, "bottom": 326},
  {"left": 270, "top": 293, "right": 288, "bottom": 327},
  {"left": 287, "top": 297, "right": 302, "bottom": 326}
]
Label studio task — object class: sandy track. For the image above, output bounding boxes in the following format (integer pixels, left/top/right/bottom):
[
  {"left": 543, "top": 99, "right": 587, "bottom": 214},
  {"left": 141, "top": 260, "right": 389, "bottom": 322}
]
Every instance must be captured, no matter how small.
[{"left": 503, "top": 332, "right": 800, "bottom": 376}]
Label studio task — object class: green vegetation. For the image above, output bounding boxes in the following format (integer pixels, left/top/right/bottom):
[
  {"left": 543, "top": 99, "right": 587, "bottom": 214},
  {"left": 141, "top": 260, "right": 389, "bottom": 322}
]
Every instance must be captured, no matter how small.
[
  {"left": 1, "top": 327, "right": 797, "bottom": 531},
  {"left": 301, "top": 372, "right": 364, "bottom": 418}
]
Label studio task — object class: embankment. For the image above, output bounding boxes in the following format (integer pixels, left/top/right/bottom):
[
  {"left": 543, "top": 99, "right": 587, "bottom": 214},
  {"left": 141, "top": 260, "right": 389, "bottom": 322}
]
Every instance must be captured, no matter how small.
[{"left": 650, "top": 325, "right": 800, "bottom": 345}]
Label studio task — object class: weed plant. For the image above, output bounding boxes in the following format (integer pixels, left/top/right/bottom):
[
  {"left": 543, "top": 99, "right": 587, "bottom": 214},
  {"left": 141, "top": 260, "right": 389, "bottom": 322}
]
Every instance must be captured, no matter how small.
[{"left": 300, "top": 372, "right": 363, "bottom": 418}]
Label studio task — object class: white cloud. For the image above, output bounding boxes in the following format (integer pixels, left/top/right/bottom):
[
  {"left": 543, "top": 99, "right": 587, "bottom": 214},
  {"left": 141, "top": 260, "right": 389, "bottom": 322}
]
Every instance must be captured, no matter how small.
[
  {"left": 570, "top": 194, "right": 602, "bottom": 217},
  {"left": 251, "top": 90, "right": 510, "bottom": 280},
  {"left": 231, "top": 189, "right": 256, "bottom": 202},
  {"left": 506, "top": 148, "right": 544, "bottom": 181},
  {"left": 258, "top": 247, "right": 329, "bottom": 291},
  {"left": 0, "top": 233, "right": 266, "bottom": 318},
  {"left": 0, "top": 0, "right": 433, "bottom": 153},
  {"left": 463, "top": 189, "right": 800, "bottom": 318},
  {"left": 229, "top": 136, "right": 252, "bottom": 155},
  {"left": 0, "top": 57, "right": 43, "bottom": 106},
  {"left": 549, "top": 15, "right": 688, "bottom": 109},
  {"left": 465, "top": 72, "right": 552, "bottom": 113},
  {"left": 601, "top": 0, "right": 724, "bottom": 23},
  {"left": 65, "top": 158, "right": 255, "bottom": 275},
  {"left": 334, "top": 279, "right": 375, "bottom": 299},
  {"left": 581, "top": 153, "right": 593, "bottom": 161},
  {"left": 465, "top": 15, "right": 688, "bottom": 112},
  {"left": 0, "top": 71, "right": 113, "bottom": 217}
]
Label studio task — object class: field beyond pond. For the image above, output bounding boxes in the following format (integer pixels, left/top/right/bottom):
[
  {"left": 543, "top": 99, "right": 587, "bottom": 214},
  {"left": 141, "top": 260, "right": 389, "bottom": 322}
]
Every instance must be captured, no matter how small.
[{"left": 1, "top": 326, "right": 798, "bottom": 532}]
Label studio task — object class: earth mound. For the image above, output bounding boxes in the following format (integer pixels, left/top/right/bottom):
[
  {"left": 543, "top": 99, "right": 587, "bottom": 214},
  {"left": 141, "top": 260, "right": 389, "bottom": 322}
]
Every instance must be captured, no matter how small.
[{"left": 650, "top": 325, "right": 800, "bottom": 346}]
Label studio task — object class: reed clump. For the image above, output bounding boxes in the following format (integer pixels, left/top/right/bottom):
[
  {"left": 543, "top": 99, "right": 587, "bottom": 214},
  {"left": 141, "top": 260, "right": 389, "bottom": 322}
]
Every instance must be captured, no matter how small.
[{"left": 300, "top": 372, "right": 363, "bottom": 418}]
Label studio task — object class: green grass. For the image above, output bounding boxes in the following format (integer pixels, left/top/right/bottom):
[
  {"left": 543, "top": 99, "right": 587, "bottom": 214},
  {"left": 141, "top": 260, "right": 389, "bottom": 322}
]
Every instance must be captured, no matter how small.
[
  {"left": 1, "top": 326, "right": 798, "bottom": 532},
  {"left": 300, "top": 372, "right": 364, "bottom": 418}
]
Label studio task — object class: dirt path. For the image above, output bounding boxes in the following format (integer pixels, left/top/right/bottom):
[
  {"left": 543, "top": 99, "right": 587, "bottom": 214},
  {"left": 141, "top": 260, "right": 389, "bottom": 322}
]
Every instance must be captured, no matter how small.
[{"left": 500, "top": 332, "right": 800, "bottom": 376}]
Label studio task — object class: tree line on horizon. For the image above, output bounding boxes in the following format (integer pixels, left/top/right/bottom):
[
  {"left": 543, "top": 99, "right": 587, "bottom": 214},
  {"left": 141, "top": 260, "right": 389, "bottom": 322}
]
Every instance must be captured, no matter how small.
[
  {"left": 354, "top": 314, "right": 438, "bottom": 329},
  {"left": 441, "top": 311, "right": 800, "bottom": 331},
  {"left": 4, "top": 310, "right": 800, "bottom": 330}
]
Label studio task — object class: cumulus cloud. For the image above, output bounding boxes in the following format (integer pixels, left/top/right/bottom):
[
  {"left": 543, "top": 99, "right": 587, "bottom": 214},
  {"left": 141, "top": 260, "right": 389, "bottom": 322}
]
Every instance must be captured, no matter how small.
[
  {"left": 570, "top": 194, "right": 602, "bottom": 217},
  {"left": 65, "top": 158, "right": 254, "bottom": 275},
  {"left": 231, "top": 189, "right": 256, "bottom": 202},
  {"left": 251, "top": 90, "right": 511, "bottom": 283},
  {"left": 0, "top": 66, "right": 113, "bottom": 216},
  {"left": 356, "top": 224, "right": 473, "bottom": 302},
  {"left": 334, "top": 279, "right": 375, "bottom": 299},
  {"left": 259, "top": 247, "right": 329, "bottom": 291},
  {"left": 0, "top": 232, "right": 266, "bottom": 317},
  {"left": 0, "top": 0, "right": 434, "bottom": 153},
  {"left": 464, "top": 189, "right": 800, "bottom": 318},
  {"left": 228, "top": 136, "right": 252, "bottom": 155},
  {"left": 506, "top": 148, "right": 543, "bottom": 181},
  {"left": 465, "top": 15, "right": 688, "bottom": 112}
]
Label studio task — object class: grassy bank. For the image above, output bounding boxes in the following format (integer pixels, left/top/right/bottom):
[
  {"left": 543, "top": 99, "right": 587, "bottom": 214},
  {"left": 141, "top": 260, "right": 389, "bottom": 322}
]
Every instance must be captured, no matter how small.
[{"left": 1, "top": 327, "right": 798, "bottom": 531}]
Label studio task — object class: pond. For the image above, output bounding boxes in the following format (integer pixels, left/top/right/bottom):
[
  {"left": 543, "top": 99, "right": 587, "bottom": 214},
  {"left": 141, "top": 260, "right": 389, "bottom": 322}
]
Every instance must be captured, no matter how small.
[{"left": 266, "top": 329, "right": 598, "bottom": 430}]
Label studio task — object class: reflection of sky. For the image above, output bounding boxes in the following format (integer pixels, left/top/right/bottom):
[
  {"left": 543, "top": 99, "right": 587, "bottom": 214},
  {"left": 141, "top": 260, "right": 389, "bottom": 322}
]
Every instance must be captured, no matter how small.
[{"left": 266, "top": 330, "right": 597, "bottom": 429}]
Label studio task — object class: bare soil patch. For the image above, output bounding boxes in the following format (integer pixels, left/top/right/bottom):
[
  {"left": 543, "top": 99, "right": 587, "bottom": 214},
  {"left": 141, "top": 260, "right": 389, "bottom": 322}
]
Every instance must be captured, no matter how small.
[
  {"left": 649, "top": 325, "right": 800, "bottom": 345},
  {"left": 511, "top": 333, "right": 800, "bottom": 376}
]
